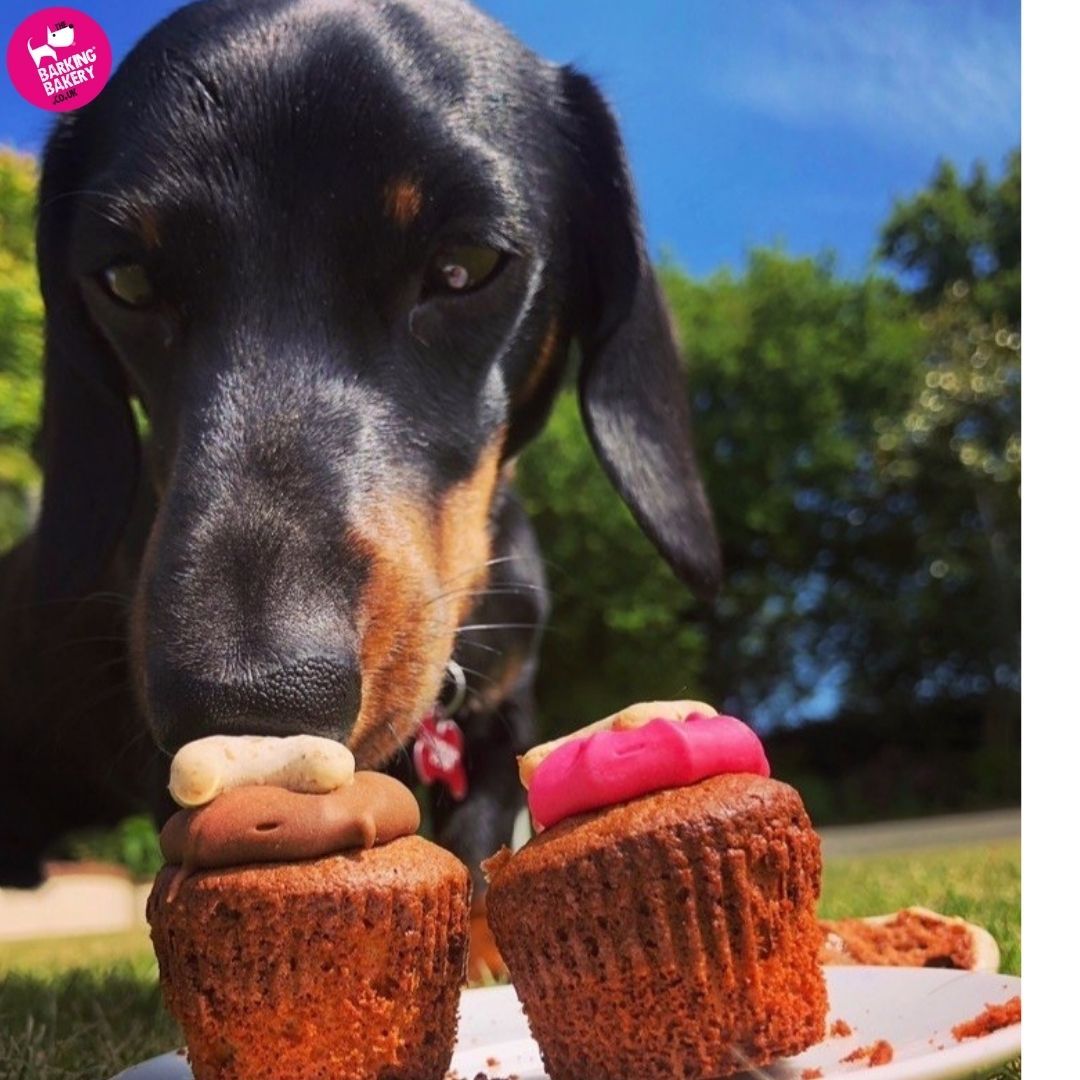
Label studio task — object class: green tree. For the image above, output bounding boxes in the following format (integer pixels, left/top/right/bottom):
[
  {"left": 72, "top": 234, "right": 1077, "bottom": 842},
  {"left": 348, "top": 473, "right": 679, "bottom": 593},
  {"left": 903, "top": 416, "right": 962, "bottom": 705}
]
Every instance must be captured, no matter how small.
[
  {"left": 0, "top": 149, "right": 42, "bottom": 549},
  {"left": 880, "top": 151, "right": 1020, "bottom": 324},
  {"left": 517, "top": 252, "right": 927, "bottom": 735},
  {"left": 520, "top": 153, "right": 1019, "bottom": 822},
  {"left": 857, "top": 155, "right": 1020, "bottom": 736},
  {"left": 669, "top": 252, "right": 927, "bottom": 722},
  {"left": 516, "top": 393, "right": 709, "bottom": 732},
  {"left": 762, "top": 282, "right": 1020, "bottom": 820}
]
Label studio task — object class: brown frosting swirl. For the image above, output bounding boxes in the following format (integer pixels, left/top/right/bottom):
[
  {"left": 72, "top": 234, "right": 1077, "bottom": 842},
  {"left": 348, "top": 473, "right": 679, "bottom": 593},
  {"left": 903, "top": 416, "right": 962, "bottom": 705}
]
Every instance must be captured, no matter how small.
[{"left": 159, "top": 771, "right": 420, "bottom": 899}]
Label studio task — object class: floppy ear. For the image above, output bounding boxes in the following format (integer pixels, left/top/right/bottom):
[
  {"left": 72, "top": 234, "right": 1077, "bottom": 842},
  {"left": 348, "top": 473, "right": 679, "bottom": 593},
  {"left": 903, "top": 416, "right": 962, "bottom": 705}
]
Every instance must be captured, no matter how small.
[
  {"left": 558, "top": 68, "right": 721, "bottom": 599},
  {"left": 32, "top": 119, "right": 140, "bottom": 603}
]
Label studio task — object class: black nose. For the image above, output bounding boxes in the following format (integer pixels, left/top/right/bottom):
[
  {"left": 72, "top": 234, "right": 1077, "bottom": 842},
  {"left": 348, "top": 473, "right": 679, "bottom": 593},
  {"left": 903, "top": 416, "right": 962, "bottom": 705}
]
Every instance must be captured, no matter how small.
[{"left": 150, "top": 654, "right": 360, "bottom": 754}]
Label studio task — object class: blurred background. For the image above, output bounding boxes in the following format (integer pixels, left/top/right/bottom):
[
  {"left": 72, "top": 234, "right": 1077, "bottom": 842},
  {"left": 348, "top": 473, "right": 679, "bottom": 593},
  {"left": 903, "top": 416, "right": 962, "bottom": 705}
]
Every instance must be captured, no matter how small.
[{"left": 1, "top": 0, "right": 1019, "bottom": 839}]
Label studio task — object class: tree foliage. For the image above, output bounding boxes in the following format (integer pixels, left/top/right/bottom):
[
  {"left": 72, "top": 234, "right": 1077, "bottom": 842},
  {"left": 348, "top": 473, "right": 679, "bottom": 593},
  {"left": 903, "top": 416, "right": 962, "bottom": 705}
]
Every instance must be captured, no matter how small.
[
  {"left": 675, "top": 253, "right": 928, "bottom": 723},
  {"left": 879, "top": 151, "right": 1020, "bottom": 324},
  {"left": 516, "top": 385, "right": 711, "bottom": 728},
  {"left": 519, "top": 153, "right": 1020, "bottom": 819},
  {"left": 0, "top": 150, "right": 42, "bottom": 549}
]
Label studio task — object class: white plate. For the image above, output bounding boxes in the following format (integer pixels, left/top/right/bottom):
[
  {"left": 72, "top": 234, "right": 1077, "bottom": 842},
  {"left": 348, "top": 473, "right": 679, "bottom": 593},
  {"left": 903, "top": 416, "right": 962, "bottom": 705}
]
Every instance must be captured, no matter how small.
[{"left": 114, "top": 966, "right": 1020, "bottom": 1079}]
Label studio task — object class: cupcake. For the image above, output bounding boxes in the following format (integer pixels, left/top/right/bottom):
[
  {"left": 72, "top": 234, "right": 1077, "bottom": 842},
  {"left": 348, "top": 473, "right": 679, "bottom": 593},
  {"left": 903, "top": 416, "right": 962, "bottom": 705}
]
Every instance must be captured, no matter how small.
[
  {"left": 485, "top": 702, "right": 826, "bottom": 1080},
  {"left": 147, "top": 765, "right": 470, "bottom": 1080}
]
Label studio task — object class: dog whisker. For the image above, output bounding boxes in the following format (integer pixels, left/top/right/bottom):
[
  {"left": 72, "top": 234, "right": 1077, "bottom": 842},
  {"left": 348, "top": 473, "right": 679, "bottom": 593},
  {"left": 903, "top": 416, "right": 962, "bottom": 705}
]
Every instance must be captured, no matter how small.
[
  {"left": 433, "top": 551, "right": 560, "bottom": 593},
  {"left": 453, "top": 637, "right": 504, "bottom": 659},
  {"left": 15, "top": 654, "right": 130, "bottom": 734},
  {"left": 104, "top": 727, "right": 156, "bottom": 775},
  {"left": 387, "top": 718, "right": 411, "bottom": 758},
  {"left": 453, "top": 663, "right": 498, "bottom": 689},
  {"left": 419, "top": 608, "right": 507, "bottom": 633},
  {"left": 81, "top": 590, "right": 133, "bottom": 606},
  {"left": 435, "top": 581, "right": 549, "bottom": 599},
  {"left": 40, "top": 189, "right": 145, "bottom": 232},
  {"left": 40, "top": 187, "right": 127, "bottom": 209},
  {"left": 57, "top": 681, "right": 128, "bottom": 732},
  {"left": 39, "top": 634, "right": 130, "bottom": 652},
  {"left": 423, "top": 583, "right": 549, "bottom": 609},
  {"left": 15, "top": 591, "right": 133, "bottom": 616},
  {"left": 433, "top": 555, "right": 524, "bottom": 591}
]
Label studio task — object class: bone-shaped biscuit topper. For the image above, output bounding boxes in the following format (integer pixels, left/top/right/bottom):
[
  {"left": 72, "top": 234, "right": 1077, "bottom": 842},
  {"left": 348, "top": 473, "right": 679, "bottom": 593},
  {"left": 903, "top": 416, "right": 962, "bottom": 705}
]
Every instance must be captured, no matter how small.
[
  {"left": 168, "top": 734, "right": 355, "bottom": 808},
  {"left": 517, "top": 699, "right": 715, "bottom": 790}
]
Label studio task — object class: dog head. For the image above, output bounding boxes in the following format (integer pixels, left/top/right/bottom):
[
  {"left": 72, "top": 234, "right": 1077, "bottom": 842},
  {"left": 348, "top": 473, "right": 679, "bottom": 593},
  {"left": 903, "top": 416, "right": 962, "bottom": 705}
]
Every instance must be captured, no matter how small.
[
  {"left": 33, "top": 0, "right": 720, "bottom": 763},
  {"left": 47, "top": 24, "right": 75, "bottom": 49}
]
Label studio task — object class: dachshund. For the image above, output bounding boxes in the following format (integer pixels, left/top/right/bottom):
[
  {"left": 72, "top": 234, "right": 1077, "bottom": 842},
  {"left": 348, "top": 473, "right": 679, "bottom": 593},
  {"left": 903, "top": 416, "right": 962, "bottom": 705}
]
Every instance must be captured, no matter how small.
[{"left": 0, "top": 0, "right": 720, "bottom": 972}]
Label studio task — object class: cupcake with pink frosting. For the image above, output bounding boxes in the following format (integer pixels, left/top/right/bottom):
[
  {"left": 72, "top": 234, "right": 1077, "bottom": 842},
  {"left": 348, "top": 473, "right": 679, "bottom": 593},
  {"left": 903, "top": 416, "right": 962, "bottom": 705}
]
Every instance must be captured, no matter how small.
[{"left": 484, "top": 701, "right": 826, "bottom": 1080}]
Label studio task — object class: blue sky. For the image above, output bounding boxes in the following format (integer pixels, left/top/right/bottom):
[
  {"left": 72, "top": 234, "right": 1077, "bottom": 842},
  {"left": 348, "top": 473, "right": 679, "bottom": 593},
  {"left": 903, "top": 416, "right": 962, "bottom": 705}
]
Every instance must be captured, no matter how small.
[{"left": 1, "top": 0, "right": 1019, "bottom": 277}]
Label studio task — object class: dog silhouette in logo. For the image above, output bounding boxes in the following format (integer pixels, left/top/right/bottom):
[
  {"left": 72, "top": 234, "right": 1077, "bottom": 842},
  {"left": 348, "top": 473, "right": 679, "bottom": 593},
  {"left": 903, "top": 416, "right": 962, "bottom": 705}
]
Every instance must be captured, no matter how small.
[{"left": 27, "top": 24, "right": 75, "bottom": 68}]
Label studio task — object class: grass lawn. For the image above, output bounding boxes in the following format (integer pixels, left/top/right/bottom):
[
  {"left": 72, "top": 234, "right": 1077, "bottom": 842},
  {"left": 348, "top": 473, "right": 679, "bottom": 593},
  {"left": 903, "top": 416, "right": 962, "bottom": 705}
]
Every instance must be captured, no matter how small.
[
  {"left": 0, "top": 928, "right": 174, "bottom": 1080},
  {"left": 1, "top": 840, "right": 1020, "bottom": 1079}
]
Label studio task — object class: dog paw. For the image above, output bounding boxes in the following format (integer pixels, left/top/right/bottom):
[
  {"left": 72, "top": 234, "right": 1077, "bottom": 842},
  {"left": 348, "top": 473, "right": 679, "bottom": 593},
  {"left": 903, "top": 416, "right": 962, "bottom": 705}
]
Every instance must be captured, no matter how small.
[{"left": 468, "top": 906, "right": 508, "bottom": 985}]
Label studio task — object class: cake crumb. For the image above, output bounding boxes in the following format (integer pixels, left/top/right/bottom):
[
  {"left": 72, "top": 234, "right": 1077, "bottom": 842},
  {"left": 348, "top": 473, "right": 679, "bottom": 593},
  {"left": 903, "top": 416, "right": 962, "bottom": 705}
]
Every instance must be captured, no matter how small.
[
  {"left": 841, "top": 1040, "right": 894, "bottom": 1066},
  {"left": 830, "top": 1018, "right": 852, "bottom": 1037},
  {"left": 819, "top": 909, "right": 976, "bottom": 968},
  {"left": 868, "top": 1042, "right": 893, "bottom": 1066},
  {"left": 951, "top": 996, "right": 1021, "bottom": 1041},
  {"left": 801, "top": 1069, "right": 824, "bottom": 1079},
  {"left": 486, "top": 1058, "right": 500, "bottom": 1068}
]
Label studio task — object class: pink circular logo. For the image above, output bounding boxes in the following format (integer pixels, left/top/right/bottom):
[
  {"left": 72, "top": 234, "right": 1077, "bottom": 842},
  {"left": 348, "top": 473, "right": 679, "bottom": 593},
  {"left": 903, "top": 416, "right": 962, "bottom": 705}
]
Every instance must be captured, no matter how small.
[{"left": 6, "top": 7, "right": 112, "bottom": 112}]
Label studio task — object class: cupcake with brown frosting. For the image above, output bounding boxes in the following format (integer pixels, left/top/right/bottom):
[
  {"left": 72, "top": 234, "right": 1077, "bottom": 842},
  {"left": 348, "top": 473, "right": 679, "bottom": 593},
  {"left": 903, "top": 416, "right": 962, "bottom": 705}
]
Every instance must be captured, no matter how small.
[
  {"left": 147, "top": 770, "right": 470, "bottom": 1080},
  {"left": 485, "top": 701, "right": 827, "bottom": 1080}
]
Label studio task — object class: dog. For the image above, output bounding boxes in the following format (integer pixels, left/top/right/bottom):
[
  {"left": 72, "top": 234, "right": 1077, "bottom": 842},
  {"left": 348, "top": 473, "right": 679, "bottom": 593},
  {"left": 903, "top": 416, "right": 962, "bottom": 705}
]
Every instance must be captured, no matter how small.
[
  {"left": 0, "top": 0, "right": 720, "bottom": 972},
  {"left": 27, "top": 24, "right": 75, "bottom": 68}
]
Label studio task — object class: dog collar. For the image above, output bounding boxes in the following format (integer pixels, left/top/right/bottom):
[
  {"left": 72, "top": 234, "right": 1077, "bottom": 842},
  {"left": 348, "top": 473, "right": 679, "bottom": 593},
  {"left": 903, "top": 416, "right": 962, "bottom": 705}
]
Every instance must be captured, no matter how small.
[
  {"left": 414, "top": 711, "right": 468, "bottom": 800},
  {"left": 413, "top": 661, "right": 469, "bottom": 800}
]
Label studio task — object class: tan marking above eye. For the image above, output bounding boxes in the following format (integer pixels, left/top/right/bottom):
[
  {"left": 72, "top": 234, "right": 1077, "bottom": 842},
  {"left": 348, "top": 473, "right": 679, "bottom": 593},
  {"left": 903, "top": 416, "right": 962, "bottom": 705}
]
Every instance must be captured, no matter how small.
[
  {"left": 138, "top": 212, "right": 161, "bottom": 250},
  {"left": 384, "top": 177, "right": 423, "bottom": 227}
]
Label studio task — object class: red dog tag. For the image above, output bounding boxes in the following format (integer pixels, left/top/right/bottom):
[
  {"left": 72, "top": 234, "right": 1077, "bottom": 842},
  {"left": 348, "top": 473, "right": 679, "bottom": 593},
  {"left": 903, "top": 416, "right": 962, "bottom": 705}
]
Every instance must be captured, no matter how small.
[{"left": 414, "top": 711, "right": 468, "bottom": 801}]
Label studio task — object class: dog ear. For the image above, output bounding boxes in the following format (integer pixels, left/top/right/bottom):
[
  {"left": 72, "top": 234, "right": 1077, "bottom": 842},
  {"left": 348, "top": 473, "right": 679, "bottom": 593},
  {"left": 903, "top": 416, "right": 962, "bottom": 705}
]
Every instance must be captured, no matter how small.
[
  {"left": 32, "top": 118, "right": 140, "bottom": 603},
  {"left": 557, "top": 68, "right": 721, "bottom": 599}
]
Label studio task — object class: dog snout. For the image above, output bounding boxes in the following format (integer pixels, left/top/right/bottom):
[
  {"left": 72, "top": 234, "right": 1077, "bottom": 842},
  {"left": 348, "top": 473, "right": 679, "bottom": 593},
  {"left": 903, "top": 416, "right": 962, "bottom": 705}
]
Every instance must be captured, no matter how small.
[{"left": 150, "top": 653, "right": 360, "bottom": 755}]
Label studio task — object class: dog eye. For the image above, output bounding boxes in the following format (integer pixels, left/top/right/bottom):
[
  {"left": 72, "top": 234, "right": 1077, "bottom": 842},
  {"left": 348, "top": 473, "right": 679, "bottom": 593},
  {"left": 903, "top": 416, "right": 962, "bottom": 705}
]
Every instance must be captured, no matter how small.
[
  {"left": 424, "top": 246, "right": 502, "bottom": 297},
  {"left": 101, "top": 262, "right": 155, "bottom": 308}
]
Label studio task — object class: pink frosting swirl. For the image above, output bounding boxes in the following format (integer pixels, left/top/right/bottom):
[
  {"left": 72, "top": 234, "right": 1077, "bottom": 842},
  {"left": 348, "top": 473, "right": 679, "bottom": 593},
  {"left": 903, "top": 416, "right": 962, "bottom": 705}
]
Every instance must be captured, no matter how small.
[{"left": 527, "top": 713, "right": 770, "bottom": 829}]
